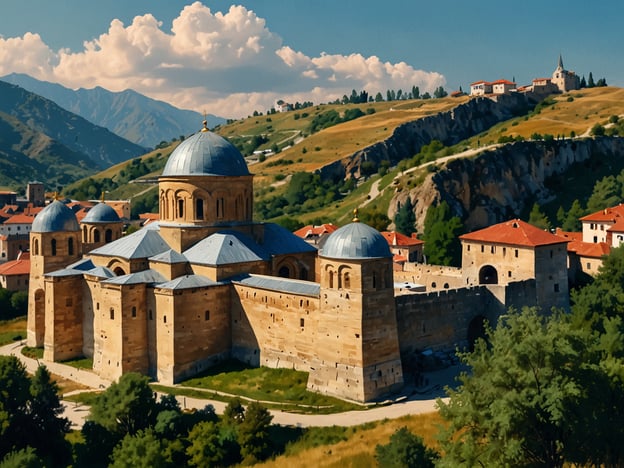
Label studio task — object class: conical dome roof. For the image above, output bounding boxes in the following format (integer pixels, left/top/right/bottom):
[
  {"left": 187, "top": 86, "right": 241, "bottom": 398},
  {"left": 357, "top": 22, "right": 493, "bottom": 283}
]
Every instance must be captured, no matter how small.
[
  {"left": 321, "top": 222, "right": 391, "bottom": 259},
  {"left": 32, "top": 200, "right": 80, "bottom": 233},
  {"left": 162, "top": 128, "right": 249, "bottom": 177}
]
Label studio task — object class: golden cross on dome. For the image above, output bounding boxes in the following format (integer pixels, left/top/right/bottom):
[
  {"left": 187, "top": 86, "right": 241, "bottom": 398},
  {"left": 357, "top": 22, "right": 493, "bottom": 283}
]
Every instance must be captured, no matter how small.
[{"left": 201, "top": 110, "right": 209, "bottom": 132}]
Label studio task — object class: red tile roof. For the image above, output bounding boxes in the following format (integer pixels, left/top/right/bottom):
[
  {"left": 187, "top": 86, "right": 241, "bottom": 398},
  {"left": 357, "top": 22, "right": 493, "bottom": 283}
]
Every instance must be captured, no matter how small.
[
  {"left": 0, "top": 258, "right": 30, "bottom": 276},
  {"left": 381, "top": 231, "right": 424, "bottom": 246},
  {"left": 4, "top": 214, "right": 35, "bottom": 224},
  {"left": 580, "top": 204, "right": 624, "bottom": 222},
  {"left": 460, "top": 219, "right": 568, "bottom": 247},
  {"left": 470, "top": 80, "right": 490, "bottom": 86},
  {"left": 491, "top": 79, "right": 515, "bottom": 85},
  {"left": 294, "top": 224, "right": 338, "bottom": 238},
  {"left": 554, "top": 228, "right": 582, "bottom": 242},
  {"left": 567, "top": 240, "right": 610, "bottom": 258},
  {"left": 607, "top": 217, "right": 624, "bottom": 233}
]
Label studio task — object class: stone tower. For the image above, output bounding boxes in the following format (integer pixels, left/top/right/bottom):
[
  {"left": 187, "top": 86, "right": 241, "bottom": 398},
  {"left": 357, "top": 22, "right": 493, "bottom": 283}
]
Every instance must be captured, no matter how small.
[
  {"left": 26, "top": 181, "right": 45, "bottom": 207},
  {"left": 310, "top": 216, "right": 404, "bottom": 402},
  {"left": 552, "top": 54, "right": 580, "bottom": 92},
  {"left": 27, "top": 200, "right": 82, "bottom": 347},
  {"left": 158, "top": 122, "right": 254, "bottom": 252},
  {"left": 80, "top": 202, "right": 123, "bottom": 253}
]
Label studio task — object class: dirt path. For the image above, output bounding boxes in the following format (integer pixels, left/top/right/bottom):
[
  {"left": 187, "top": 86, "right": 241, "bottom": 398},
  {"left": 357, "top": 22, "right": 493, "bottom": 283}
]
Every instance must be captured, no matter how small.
[{"left": 0, "top": 342, "right": 456, "bottom": 429}]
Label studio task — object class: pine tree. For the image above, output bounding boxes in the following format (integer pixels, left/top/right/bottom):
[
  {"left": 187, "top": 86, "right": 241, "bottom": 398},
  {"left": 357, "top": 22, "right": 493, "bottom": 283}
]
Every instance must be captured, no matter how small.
[{"left": 394, "top": 197, "right": 416, "bottom": 236}]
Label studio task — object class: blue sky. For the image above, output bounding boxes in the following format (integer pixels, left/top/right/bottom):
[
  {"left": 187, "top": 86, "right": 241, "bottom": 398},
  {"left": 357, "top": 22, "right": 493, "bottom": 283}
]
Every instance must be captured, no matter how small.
[{"left": 0, "top": 1, "right": 621, "bottom": 118}]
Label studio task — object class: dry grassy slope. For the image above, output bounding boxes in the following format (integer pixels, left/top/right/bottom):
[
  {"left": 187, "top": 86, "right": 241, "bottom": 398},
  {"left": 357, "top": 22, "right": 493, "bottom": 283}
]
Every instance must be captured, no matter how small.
[
  {"left": 245, "top": 97, "right": 467, "bottom": 188},
  {"left": 471, "top": 87, "right": 624, "bottom": 145},
  {"left": 257, "top": 412, "right": 444, "bottom": 468}
]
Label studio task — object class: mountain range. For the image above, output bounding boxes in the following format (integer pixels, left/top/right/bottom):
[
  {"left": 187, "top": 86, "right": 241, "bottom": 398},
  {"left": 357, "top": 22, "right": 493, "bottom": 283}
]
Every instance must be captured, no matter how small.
[{"left": 1, "top": 73, "right": 225, "bottom": 148}]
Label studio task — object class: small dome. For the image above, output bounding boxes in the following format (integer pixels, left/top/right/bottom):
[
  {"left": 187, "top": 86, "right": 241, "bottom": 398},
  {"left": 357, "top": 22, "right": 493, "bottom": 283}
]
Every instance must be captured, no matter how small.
[
  {"left": 82, "top": 203, "right": 121, "bottom": 223},
  {"left": 162, "top": 129, "right": 249, "bottom": 177},
  {"left": 32, "top": 200, "right": 80, "bottom": 233},
  {"left": 321, "top": 222, "right": 391, "bottom": 259}
]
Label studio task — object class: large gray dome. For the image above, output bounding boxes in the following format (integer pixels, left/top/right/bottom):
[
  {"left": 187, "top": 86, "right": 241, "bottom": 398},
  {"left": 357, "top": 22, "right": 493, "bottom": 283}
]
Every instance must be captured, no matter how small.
[
  {"left": 32, "top": 200, "right": 80, "bottom": 233},
  {"left": 162, "top": 129, "right": 249, "bottom": 177},
  {"left": 321, "top": 222, "right": 391, "bottom": 259},
  {"left": 82, "top": 203, "right": 121, "bottom": 223}
]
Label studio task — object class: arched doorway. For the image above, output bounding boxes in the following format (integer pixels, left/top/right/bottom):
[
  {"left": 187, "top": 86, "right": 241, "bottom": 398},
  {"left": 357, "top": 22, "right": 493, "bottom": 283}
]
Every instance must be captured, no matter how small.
[
  {"left": 479, "top": 265, "right": 498, "bottom": 284},
  {"left": 113, "top": 267, "right": 126, "bottom": 276},
  {"left": 467, "top": 315, "right": 487, "bottom": 351},
  {"left": 278, "top": 266, "right": 290, "bottom": 278}
]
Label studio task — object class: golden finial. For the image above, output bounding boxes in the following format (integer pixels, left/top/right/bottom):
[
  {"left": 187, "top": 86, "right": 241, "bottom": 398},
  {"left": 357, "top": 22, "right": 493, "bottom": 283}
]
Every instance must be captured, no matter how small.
[
  {"left": 101, "top": 191, "right": 105, "bottom": 203},
  {"left": 53, "top": 191, "right": 61, "bottom": 201},
  {"left": 352, "top": 208, "right": 360, "bottom": 223},
  {"left": 201, "top": 111, "right": 209, "bottom": 132}
]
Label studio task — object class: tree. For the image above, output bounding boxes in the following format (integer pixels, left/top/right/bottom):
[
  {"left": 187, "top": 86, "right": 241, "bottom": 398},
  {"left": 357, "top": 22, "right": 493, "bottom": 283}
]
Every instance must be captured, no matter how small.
[
  {"left": 422, "top": 201, "right": 463, "bottom": 266},
  {"left": 433, "top": 86, "right": 448, "bottom": 98},
  {"left": 528, "top": 202, "right": 551, "bottom": 230},
  {"left": 0, "top": 356, "right": 30, "bottom": 457},
  {"left": 394, "top": 196, "right": 416, "bottom": 236},
  {"left": 586, "top": 175, "right": 620, "bottom": 213},
  {"left": 359, "top": 209, "right": 390, "bottom": 232},
  {"left": 580, "top": 75, "right": 587, "bottom": 88},
  {"left": 588, "top": 72, "right": 595, "bottom": 88},
  {"left": 438, "top": 308, "right": 595, "bottom": 467},
  {"left": 186, "top": 421, "right": 232, "bottom": 467},
  {"left": 237, "top": 401, "right": 273, "bottom": 464},
  {"left": 375, "top": 427, "right": 438, "bottom": 468},
  {"left": 109, "top": 429, "right": 166, "bottom": 468},
  {"left": 559, "top": 199, "right": 585, "bottom": 232},
  {"left": 0, "top": 447, "right": 42, "bottom": 468},
  {"left": 88, "top": 373, "right": 158, "bottom": 437},
  {"left": 26, "top": 366, "right": 71, "bottom": 465}
]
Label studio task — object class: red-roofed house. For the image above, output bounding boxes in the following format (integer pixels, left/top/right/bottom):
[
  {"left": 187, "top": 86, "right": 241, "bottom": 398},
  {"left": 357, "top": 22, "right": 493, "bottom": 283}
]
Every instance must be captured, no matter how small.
[
  {"left": 381, "top": 231, "right": 424, "bottom": 263},
  {"left": 491, "top": 79, "right": 517, "bottom": 94},
  {"left": 0, "top": 213, "right": 35, "bottom": 237},
  {"left": 579, "top": 204, "right": 624, "bottom": 245},
  {"left": 555, "top": 228, "right": 609, "bottom": 279},
  {"left": 0, "top": 251, "right": 30, "bottom": 291},
  {"left": 294, "top": 223, "right": 338, "bottom": 246},
  {"left": 470, "top": 80, "right": 492, "bottom": 96},
  {"left": 460, "top": 219, "right": 569, "bottom": 309}
]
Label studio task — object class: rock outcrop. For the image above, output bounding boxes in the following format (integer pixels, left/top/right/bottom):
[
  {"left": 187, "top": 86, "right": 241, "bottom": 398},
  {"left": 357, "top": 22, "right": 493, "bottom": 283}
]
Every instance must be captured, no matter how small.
[
  {"left": 389, "top": 137, "right": 624, "bottom": 233},
  {"left": 319, "top": 93, "right": 534, "bottom": 181}
]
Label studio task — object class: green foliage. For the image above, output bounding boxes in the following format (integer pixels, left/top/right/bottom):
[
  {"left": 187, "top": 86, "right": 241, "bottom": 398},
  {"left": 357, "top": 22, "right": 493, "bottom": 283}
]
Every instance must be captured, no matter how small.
[
  {"left": 0, "top": 289, "right": 26, "bottom": 321},
  {"left": 109, "top": 429, "right": 166, "bottom": 468},
  {"left": 186, "top": 420, "right": 236, "bottom": 467},
  {"left": 130, "top": 188, "right": 159, "bottom": 218},
  {"left": 586, "top": 174, "right": 621, "bottom": 213},
  {"left": 0, "top": 447, "right": 42, "bottom": 468},
  {"left": 557, "top": 199, "right": 586, "bottom": 231},
  {"left": 274, "top": 216, "right": 304, "bottom": 232},
  {"left": 359, "top": 209, "right": 391, "bottom": 232},
  {"left": 423, "top": 201, "right": 463, "bottom": 266},
  {"left": 394, "top": 196, "right": 416, "bottom": 236},
  {"left": 0, "top": 357, "right": 70, "bottom": 464},
  {"left": 591, "top": 123, "right": 605, "bottom": 136},
  {"left": 237, "top": 401, "right": 274, "bottom": 464},
  {"left": 375, "top": 427, "right": 438, "bottom": 468},
  {"left": 528, "top": 202, "right": 551, "bottom": 230},
  {"left": 307, "top": 108, "right": 365, "bottom": 134},
  {"left": 88, "top": 373, "right": 158, "bottom": 437}
]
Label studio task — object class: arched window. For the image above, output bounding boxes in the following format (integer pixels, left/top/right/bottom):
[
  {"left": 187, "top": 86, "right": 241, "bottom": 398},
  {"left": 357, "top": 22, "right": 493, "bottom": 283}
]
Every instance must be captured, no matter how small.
[
  {"left": 33, "top": 238, "right": 39, "bottom": 256},
  {"left": 196, "top": 198, "right": 204, "bottom": 220},
  {"left": 178, "top": 199, "right": 184, "bottom": 218},
  {"left": 372, "top": 271, "right": 377, "bottom": 289},
  {"left": 329, "top": 270, "right": 335, "bottom": 288},
  {"left": 51, "top": 239, "right": 57, "bottom": 256},
  {"left": 343, "top": 272, "right": 350, "bottom": 289},
  {"left": 82, "top": 225, "right": 87, "bottom": 242},
  {"left": 105, "top": 229, "right": 112, "bottom": 243},
  {"left": 68, "top": 237, "right": 74, "bottom": 255},
  {"left": 94, "top": 230, "right": 100, "bottom": 243},
  {"left": 278, "top": 266, "right": 290, "bottom": 278}
]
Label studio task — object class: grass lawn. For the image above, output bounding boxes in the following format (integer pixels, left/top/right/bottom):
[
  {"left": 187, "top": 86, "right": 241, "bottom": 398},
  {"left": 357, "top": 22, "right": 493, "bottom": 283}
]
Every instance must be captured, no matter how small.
[
  {"left": 0, "top": 317, "right": 26, "bottom": 346},
  {"left": 162, "top": 360, "right": 364, "bottom": 413}
]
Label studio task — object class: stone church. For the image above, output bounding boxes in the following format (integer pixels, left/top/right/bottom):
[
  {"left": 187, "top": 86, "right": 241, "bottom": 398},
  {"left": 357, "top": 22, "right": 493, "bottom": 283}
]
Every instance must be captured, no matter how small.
[{"left": 27, "top": 124, "right": 569, "bottom": 402}]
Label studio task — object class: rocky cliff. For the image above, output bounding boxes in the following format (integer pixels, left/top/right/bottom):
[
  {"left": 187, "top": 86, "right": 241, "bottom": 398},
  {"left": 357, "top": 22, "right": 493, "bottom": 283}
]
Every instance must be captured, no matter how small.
[
  {"left": 389, "top": 137, "right": 624, "bottom": 233},
  {"left": 319, "top": 93, "right": 534, "bottom": 181}
]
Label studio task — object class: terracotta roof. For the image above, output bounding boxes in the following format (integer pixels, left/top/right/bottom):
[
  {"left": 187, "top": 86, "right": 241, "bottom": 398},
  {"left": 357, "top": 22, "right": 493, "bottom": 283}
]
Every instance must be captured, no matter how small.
[
  {"left": 294, "top": 223, "right": 338, "bottom": 239},
  {"left": 607, "top": 216, "right": 624, "bottom": 233},
  {"left": 0, "top": 258, "right": 30, "bottom": 276},
  {"left": 567, "top": 240, "right": 610, "bottom": 258},
  {"left": 533, "top": 77, "right": 552, "bottom": 82},
  {"left": 491, "top": 79, "right": 515, "bottom": 85},
  {"left": 393, "top": 254, "right": 407, "bottom": 263},
  {"left": 554, "top": 228, "right": 582, "bottom": 242},
  {"left": 139, "top": 213, "right": 160, "bottom": 220},
  {"left": 580, "top": 204, "right": 624, "bottom": 223},
  {"left": 470, "top": 80, "right": 490, "bottom": 86},
  {"left": 460, "top": 219, "right": 568, "bottom": 247},
  {"left": 4, "top": 214, "right": 35, "bottom": 224},
  {"left": 381, "top": 231, "right": 423, "bottom": 246}
]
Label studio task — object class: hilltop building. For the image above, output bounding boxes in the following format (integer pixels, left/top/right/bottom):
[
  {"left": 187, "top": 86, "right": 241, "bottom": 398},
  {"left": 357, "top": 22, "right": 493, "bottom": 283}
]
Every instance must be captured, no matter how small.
[
  {"left": 27, "top": 124, "right": 570, "bottom": 402},
  {"left": 551, "top": 54, "right": 580, "bottom": 92}
]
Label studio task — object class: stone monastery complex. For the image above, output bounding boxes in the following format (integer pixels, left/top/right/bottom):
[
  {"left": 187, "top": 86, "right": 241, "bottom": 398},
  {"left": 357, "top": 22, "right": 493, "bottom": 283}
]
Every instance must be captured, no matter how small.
[{"left": 27, "top": 118, "right": 592, "bottom": 403}]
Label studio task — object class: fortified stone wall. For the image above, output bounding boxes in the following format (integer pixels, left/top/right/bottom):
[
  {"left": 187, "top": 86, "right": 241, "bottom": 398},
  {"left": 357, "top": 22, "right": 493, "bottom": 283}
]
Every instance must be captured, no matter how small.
[{"left": 396, "top": 263, "right": 464, "bottom": 290}]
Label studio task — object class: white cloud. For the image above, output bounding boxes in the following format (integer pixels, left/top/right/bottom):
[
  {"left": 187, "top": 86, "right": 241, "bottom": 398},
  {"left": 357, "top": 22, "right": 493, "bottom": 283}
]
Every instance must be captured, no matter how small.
[{"left": 0, "top": 2, "right": 445, "bottom": 118}]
